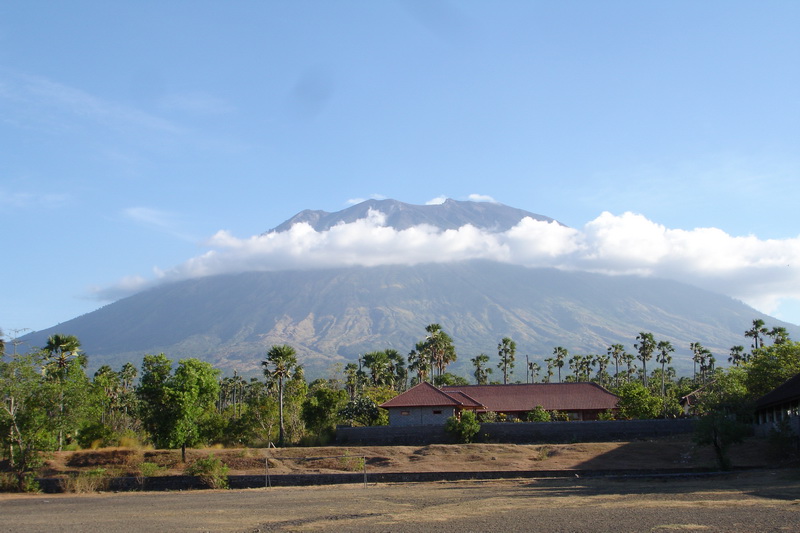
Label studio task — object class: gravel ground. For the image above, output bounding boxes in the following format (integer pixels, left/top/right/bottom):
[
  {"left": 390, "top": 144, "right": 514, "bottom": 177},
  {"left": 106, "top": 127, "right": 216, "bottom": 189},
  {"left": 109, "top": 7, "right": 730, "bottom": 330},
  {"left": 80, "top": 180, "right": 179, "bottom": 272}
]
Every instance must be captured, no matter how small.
[{"left": 2, "top": 470, "right": 799, "bottom": 533}]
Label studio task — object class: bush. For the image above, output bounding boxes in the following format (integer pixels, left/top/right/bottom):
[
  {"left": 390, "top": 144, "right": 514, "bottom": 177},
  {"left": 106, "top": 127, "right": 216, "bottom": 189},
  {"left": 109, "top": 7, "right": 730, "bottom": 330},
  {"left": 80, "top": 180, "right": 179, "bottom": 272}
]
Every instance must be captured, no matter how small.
[
  {"left": 445, "top": 411, "right": 481, "bottom": 443},
  {"left": 526, "top": 405, "right": 551, "bottom": 422},
  {"left": 60, "top": 468, "right": 110, "bottom": 493},
  {"left": 186, "top": 455, "right": 229, "bottom": 489}
]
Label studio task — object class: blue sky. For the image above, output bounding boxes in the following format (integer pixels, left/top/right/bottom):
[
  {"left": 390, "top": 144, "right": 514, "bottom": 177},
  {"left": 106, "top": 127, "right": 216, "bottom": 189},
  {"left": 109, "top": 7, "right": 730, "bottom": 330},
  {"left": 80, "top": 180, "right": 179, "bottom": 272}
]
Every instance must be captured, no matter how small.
[{"left": 2, "top": 1, "right": 799, "bottom": 339}]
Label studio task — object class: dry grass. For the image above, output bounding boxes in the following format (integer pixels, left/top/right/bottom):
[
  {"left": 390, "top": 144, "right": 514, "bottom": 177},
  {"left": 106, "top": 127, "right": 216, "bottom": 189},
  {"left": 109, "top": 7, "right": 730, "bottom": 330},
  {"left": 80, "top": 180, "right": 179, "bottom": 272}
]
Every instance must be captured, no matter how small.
[{"left": 34, "top": 435, "right": 779, "bottom": 480}]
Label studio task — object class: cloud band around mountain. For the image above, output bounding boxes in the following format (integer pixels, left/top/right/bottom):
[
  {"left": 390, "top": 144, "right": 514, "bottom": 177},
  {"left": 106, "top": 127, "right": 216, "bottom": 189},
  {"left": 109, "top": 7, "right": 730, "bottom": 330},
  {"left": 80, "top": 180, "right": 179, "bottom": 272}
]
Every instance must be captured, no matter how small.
[{"left": 94, "top": 209, "right": 800, "bottom": 323}]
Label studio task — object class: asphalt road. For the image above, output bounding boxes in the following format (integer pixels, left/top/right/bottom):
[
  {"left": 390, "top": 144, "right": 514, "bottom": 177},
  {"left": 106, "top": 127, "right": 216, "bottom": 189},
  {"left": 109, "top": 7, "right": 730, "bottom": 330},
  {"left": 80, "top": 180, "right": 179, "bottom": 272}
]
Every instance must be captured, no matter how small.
[{"left": 2, "top": 471, "right": 799, "bottom": 532}]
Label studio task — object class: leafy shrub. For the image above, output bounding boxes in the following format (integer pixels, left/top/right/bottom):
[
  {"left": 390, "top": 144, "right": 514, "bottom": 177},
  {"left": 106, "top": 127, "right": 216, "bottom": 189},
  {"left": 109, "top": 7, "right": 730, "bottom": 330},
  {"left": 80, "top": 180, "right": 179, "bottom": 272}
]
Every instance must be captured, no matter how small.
[
  {"left": 186, "top": 455, "right": 229, "bottom": 489},
  {"left": 526, "top": 405, "right": 551, "bottom": 422},
  {"left": 445, "top": 411, "right": 481, "bottom": 443},
  {"left": 138, "top": 462, "right": 165, "bottom": 477},
  {"left": 597, "top": 409, "right": 616, "bottom": 421}
]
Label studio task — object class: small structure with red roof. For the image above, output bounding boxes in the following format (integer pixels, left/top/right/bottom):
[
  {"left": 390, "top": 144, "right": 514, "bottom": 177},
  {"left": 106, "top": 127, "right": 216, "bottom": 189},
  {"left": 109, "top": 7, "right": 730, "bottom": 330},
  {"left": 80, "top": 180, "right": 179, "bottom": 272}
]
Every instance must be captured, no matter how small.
[{"left": 380, "top": 382, "right": 619, "bottom": 426}]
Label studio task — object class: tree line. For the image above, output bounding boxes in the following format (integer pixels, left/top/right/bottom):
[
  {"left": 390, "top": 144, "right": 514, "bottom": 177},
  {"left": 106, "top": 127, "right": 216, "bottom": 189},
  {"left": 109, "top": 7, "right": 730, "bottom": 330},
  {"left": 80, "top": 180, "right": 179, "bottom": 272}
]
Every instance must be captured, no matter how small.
[{"left": 2, "top": 319, "right": 798, "bottom": 487}]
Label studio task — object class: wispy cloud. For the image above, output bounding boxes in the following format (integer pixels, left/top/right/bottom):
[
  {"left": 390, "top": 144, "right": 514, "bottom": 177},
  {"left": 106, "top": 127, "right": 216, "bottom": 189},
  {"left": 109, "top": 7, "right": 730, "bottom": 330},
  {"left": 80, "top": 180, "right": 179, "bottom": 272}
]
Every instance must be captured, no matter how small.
[
  {"left": 122, "top": 207, "right": 195, "bottom": 241},
  {"left": 159, "top": 92, "right": 235, "bottom": 115},
  {"left": 0, "top": 187, "right": 70, "bottom": 209},
  {"left": 0, "top": 69, "right": 183, "bottom": 136},
  {"left": 467, "top": 194, "right": 497, "bottom": 203},
  {"left": 426, "top": 196, "right": 448, "bottom": 205},
  {"left": 346, "top": 194, "right": 388, "bottom": 205},
  {"left": 95, "top": 208, "right": 800, "bottom": 323}
]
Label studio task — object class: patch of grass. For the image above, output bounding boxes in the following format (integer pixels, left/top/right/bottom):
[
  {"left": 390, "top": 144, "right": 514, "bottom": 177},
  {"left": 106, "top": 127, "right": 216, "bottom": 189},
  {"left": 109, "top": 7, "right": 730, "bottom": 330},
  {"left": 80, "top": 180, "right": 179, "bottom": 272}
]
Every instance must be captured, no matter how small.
[{"left": 60, "top": 468, "right": 110, "bottom": 493}]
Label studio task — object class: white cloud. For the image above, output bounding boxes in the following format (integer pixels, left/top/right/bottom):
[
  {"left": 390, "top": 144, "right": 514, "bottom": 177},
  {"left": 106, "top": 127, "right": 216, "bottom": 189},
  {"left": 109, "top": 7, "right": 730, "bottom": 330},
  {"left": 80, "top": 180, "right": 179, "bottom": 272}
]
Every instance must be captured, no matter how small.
[
  {"left": 95, "top": 209, "right": 800, "bottom": 323},
  {"left": 467, "top": 193, "right": 497, "bottom": 203},
  {"left": 346, "top": 194, "right": 387, "bottom": 205},
  {"left": 426, "top": 196, "right": 448, "bottom": 205}
]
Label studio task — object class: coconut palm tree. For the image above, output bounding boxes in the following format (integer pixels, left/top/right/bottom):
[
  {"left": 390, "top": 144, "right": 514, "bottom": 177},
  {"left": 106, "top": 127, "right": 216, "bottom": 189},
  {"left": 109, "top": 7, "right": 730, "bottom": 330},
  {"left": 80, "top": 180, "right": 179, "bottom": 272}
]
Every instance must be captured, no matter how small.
[{"left": 262, "top": 344, "right": 299, "bottom": 447}]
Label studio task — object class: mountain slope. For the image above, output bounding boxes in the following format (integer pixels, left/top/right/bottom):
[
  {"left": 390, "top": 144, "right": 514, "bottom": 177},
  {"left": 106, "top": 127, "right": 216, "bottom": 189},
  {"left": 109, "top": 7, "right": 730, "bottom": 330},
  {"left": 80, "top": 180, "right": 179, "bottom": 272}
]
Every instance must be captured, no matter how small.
[{"left": 22, "top": 260, "right": 796, "bottom": 378}]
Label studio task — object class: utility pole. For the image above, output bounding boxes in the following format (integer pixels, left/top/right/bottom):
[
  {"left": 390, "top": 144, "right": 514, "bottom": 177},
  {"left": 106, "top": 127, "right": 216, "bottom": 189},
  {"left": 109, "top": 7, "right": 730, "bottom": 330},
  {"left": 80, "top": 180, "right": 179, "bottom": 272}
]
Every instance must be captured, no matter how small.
[{"left": 8, "top": 328, "right": 31, "bottom": 355}]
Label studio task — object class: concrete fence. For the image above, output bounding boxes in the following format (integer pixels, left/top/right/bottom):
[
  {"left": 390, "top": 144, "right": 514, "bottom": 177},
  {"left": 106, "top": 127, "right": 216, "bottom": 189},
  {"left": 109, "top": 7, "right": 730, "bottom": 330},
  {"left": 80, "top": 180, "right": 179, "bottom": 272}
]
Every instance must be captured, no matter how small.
[{"left": 335, "top": 418, "right": 696, "bottom": 446}]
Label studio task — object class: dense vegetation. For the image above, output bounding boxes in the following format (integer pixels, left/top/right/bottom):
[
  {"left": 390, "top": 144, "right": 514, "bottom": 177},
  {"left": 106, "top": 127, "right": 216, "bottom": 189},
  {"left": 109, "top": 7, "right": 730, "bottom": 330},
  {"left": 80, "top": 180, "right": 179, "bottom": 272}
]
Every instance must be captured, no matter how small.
[{"left": 1, "top": 319, "right": 798, "bottom": 488}]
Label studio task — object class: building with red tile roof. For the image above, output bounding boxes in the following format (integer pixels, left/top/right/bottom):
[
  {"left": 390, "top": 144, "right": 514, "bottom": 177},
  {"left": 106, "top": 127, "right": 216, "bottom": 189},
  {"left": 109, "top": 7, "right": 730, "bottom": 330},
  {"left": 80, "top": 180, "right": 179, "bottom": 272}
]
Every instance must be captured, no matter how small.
[{"left": 380, "top": 381, "right": 618, "bottom": 426}]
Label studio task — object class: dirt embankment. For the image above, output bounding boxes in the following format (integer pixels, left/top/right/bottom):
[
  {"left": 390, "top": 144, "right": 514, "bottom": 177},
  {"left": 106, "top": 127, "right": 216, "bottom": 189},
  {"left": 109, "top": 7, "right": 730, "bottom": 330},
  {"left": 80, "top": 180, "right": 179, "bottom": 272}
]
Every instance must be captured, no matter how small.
[{"left": 37, "top": 435, "right": 779, "bottom": 479}]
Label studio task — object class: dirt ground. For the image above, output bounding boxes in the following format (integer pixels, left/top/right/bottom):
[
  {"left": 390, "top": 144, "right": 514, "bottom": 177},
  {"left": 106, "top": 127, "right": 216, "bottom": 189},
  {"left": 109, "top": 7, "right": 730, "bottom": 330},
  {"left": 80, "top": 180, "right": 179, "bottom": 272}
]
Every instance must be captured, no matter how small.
[
  {"left": 2, "top": 470, "right": 800, "bottom": 532},
  {"left": 35, "top": 435, "right": 780, "bottom": 479}
]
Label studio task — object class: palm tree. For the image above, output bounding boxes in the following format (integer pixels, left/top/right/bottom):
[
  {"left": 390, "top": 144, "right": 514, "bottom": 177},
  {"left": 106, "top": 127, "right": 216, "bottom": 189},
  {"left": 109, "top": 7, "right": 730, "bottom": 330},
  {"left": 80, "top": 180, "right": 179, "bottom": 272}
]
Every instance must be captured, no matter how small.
[
  {"left": 594, "top": 354, "right": 610, "bottom": 387},
  {"left": 553, "top": 347, "right": 568, "bottom": 383},
  {"left": 634, "top": 332, "right": 656, "bottom": 389},
  {"left": 385, "top": 349, "right": 407, "bottom": 391},
  {"left": 497, "top": 337, "right": 516, "bottom": 384},
  {"left": 362, "top": 351, "right": 392, "bottom": 387},
  {"left": 43, "top": 334, "right": 83, "bottom": 450},
  {"left": 528, "top": 361, "right": 541, "bottom": 384},
  {"left": 767, "top": 326, "right": 790, "bottom": 345},
  {"left": 543, "top": 357, "right": 555, "bottom": 383},
  {"left": 607, "top": 344, "right": 625, "bottom": 387},
  {"left": 423, "top": 324, "right": 457, "bottom": 377},
  {"left": 745, "top": 319, "right": 768, "bottom": 351},
  {"left": 655, "top": 340, "right": 674, "bottom": 404},
  {"left": 471, "top": 353, "right": 492, "bottom": 385},
  {"left": 728, "top": 345, "right": 745, "bottom": 367},
  {"left": 262, "top": 344, "right": 299, "bottom": 447}
]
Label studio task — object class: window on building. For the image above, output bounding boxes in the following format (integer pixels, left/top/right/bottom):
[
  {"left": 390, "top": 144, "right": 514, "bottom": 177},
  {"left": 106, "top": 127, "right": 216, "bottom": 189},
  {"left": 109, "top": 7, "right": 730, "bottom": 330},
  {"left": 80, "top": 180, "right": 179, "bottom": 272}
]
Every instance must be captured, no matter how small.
[
  {"left": 400, "top": 410, "right": 410, "bottom": 416},
  {"left": 433, "top": 410, "right": 442, "bottom": 415}
]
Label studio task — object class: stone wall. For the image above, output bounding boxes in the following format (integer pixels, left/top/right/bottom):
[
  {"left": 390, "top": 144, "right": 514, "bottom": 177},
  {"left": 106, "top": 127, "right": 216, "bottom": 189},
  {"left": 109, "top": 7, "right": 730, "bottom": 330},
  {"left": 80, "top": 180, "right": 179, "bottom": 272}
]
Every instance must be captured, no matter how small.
[{"left": 336, "top": 418, "right": 696, "bottom": 446}]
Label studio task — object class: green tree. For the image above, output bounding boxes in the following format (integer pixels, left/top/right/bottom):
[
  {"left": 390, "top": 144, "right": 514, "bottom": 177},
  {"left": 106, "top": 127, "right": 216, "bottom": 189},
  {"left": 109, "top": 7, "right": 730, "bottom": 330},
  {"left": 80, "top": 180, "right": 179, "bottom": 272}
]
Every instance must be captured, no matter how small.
[
  {"left": 262, "top": 344, "right": 300, "bottom": 447},
  {"left": 42, "top": 334, "right": 86, "bottom": 450},
  {"left": 362, "top": 351, "right": 392, "bottom": 387},
  {"left": 634, "top": 332, "right": 656, "bottom": 389},
  {"left": 471, "top": 353, "right": 492, "bottom": 385},
  {"left": 614, "top": 382, "right": 661, "bottom": 420},
  {"left": 302, "top": 385, "right": 348, "bottom": 442},
  {"left": 743, "top": 341, "right": 800, "bottom": 398},
  {"left": 445, "top": 410, "right": 481, "bottom": 443},
  {"left": 553, "top": 347, "right": 568, "bottom": 383},
  {"left": 167, "top": 359, "right": 220, "bottom": 461},
  {"left": 497, "top": 337, "right": 516, "bottom": 384},
  {"left": 136, "top": 355, "right": 220, "bottom": 461},
  {"left": 0, "top": 353, "right": 56, "bottom": 490}
]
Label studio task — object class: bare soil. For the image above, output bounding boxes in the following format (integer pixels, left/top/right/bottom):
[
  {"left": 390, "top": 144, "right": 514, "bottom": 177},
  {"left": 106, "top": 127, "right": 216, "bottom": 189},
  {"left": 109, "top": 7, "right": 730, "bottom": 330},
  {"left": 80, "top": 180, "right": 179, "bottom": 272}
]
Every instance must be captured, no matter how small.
[{"left": 35, "top": 435, "right": 781, "bottom": 479}]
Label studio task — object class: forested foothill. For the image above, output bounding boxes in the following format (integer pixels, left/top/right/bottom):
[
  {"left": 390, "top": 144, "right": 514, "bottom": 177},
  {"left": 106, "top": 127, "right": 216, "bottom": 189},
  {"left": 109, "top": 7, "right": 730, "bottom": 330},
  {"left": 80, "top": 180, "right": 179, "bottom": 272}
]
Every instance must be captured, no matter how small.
[{"left": 1, "top": 319, "right": 798, "bottom": 491}]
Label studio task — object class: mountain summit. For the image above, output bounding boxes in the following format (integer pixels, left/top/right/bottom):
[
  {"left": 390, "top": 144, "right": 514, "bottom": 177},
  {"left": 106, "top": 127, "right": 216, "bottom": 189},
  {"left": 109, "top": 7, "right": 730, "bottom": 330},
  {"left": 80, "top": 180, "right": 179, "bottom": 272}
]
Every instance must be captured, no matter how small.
[{"left": 267, "top": 198, "right": 559, "bottom": 234}]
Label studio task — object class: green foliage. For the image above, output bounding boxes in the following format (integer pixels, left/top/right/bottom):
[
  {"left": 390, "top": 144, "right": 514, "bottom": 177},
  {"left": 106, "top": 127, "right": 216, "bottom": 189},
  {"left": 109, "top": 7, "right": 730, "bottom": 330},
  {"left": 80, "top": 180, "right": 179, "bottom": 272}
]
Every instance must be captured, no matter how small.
[
  {"left": 445, "top": 410, "right": 481, "bottom": 443},
  {"left": 138, "top": 461, "right": 165, "bottom": 477},
  {"left": 597, "top": 409, "right": 616, "bottom": 421},
  {"left": 614, "top": 382, "right": 662, "bottom": 419},
  {"left": 302, "top": 386, "right": 348, "bottom": 440},
  {"left": 766, "top": 419, "right": 798, "bottom": 460},
  {"left": 433, "top": 372, "right": 469, "bottom": 386},
  {"left": 693, "top": 412, "right": 750, "bottom": 470},
  {"left": 744, "top": 341, "right": 800, "bottom": 398},
  {"left": 185, "top": 454, "right": 229, "bottom": 489},
  {"left": 136, "top": 355, "right": 220, "bottom": 456},
  {"left": 338, "top": 397, "right": 381, "bottom": 426},
  {"left": 525, "top": 405, "right": 551, "bottom": 422}
]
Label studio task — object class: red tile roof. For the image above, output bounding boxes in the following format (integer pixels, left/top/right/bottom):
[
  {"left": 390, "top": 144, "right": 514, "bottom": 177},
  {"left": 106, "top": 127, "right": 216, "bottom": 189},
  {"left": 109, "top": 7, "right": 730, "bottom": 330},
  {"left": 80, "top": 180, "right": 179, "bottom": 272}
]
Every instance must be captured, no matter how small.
[
  {"left": 380, "top": 382, "right": 476, "bottom": 408},
  {"left": 381, "top": 382, "right": 619, "bottom": 412}
]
